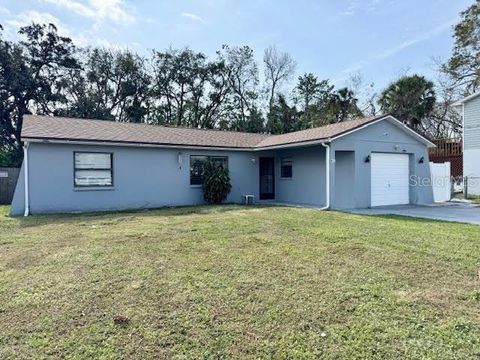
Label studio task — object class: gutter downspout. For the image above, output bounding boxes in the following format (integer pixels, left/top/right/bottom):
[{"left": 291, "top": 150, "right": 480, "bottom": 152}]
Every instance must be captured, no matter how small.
[
  {"left": 320, "top": 142, "right": 330, "bottom": 210},
  {"left": 23, "top": 142, "right": 30, "bottom": 217}
]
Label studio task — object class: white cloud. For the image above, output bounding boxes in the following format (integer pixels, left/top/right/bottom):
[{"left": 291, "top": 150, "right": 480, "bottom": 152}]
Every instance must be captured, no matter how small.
[
  {"left": 342, "top": 0, "right": 384, "bottom": 16},
  {"left": 94, "top": 37, "right": 138, "bottom": 50},
  {"left": 3, "top": 7, "right": 143, "bottom": 50},
  {"left": 43, "top": 0, "right": 93, "bottom": 17},
  {"left": 6, "top": 10, "right": 59, "bottom": 28},
  {"left": 43, "top": 0, "right": 135, "bottom": 24},
  {"left": 342, "top": 0, "right": 359, "bottom": 16},
  {"left": 5, "top": 10, "right": 88, "bottom": 46},
  {"left": 181, "top": 12, "right": 205, "bottom": 24},
  {"left": 334, "top": 19, "right": 456, "bottom": 82},
  {"left": 367, "top": 0, "right": 382, "bottom": 12},
  {"left": 0, "top": 6, "right": 11, "bottom": 16}
]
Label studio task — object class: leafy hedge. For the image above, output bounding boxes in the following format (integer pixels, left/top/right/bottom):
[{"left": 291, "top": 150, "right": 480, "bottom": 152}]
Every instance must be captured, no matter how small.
[{"left": 202, "top": 160, "right": 232, "bottom": 204}]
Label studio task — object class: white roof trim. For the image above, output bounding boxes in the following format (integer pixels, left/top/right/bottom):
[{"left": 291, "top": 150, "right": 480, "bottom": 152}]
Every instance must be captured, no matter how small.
[
  {"left": 330, "top": 115, "right": 436, "bottom": 148},
  {"left": 451, "top": 91, "right": 480, "bottom": 106},
  {"left": 24, "top": 138, "right": 255, "bottom": 152}
]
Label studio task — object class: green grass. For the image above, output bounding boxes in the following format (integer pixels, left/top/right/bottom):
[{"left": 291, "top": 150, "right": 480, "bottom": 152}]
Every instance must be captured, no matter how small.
[
  {"left": 470, "top": 196, "right": 480, "bottom": 205},
  {"left": 453, "top": 193, "right": 480, "bottom": 204},
  {"left": 0, "top": 205, "right": 479, "bottom": 359}
]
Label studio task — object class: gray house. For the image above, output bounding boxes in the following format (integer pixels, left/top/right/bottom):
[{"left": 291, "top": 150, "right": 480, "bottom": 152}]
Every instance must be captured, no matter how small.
[
  {"left": 11, "top": 114, "right": 434, "bottom": 215},
  {"left": 453, "top": 92, "right": 480, "bottom": 195}
]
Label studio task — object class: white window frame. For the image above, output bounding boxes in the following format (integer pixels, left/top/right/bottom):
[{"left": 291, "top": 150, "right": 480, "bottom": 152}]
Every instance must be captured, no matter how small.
[{"left": 74, "top": 151, "right": 113, "bottom": 188}]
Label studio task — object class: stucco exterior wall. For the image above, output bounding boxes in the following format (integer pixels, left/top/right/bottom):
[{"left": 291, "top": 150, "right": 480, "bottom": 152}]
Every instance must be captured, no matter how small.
[
  {"left": 11, "top": 143, "right": 259, "bottom": 215},
  {"left": 273, "top": 146, "right": 327, "bottom": 206},
  {"left": 10, "top": 119, "right": 434, "bottom": 215},
  {"left": 330, "top": 121, "right": 434, "bottom": 208},
  {"left": 333, "top": 151, "right": 355, "bottom": 209}
]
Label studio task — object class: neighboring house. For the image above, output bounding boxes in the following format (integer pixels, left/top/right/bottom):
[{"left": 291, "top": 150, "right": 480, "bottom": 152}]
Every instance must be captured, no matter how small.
[
  {"left": 453, "top": 93, "right": 480, "bottom": 195},
  {"left": 10, "top": 114, "right": 434, "bottom": 215}
]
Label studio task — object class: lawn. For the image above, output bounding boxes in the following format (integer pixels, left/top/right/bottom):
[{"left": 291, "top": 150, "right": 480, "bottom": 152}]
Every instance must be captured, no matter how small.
[{"left": 0, "top": 205, "right": 479, "bottom": 359}]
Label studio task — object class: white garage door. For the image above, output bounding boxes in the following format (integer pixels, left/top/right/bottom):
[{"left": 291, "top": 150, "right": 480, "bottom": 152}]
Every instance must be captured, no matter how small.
[{"left": 371, "top": 153, "right": 410, "bottom": 207}]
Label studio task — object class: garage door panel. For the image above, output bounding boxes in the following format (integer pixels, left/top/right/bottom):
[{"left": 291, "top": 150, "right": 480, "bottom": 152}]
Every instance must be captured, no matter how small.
[{"left": 371, "top": 153, "right": 409, "bottom": 207}]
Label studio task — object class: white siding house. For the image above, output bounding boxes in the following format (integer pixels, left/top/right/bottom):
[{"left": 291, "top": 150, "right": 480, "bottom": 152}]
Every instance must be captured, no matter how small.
[{"left": 453, "top": 93, "right": 480, "bottom": 195}]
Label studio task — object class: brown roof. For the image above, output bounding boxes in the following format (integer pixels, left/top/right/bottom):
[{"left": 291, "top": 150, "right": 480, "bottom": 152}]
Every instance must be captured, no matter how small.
[
  {"left": 22, "top": 116, "right": 269, "bottom": 149},
  {"left": 22, "top": 114, "right": 430, "bottom": 149},
  {"left": 255, "top": 115, "right": 385, "bottom": 148}
]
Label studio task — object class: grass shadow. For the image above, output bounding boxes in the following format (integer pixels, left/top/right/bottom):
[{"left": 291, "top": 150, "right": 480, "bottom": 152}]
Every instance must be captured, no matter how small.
[
  {"left": 5, "top": 203, "right": 284, "bottom": 228},
  {"left": 353, "top": 213, "right": 479, "bottom": 227}
]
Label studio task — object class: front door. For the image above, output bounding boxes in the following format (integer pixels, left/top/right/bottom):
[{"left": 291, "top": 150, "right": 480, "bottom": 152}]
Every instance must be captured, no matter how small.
[{"left": 259, "top": 157, "right": 275, "bottom": 200}]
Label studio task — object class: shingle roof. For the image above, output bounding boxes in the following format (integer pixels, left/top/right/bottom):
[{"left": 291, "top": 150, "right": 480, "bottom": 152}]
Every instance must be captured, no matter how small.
[
  {"left": 22, "top": 114, "right": 431, "bottom": 149},
  {"left": 21, "top": 116, "right": 269, "bottom": 149},
  {"left": 255, "top": 115, "right": 384, "bottom": 148}
]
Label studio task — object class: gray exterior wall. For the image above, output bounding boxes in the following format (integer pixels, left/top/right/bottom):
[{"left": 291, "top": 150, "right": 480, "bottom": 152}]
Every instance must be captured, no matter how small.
[
  {"left": 273, "top": 146, "right": 327, "bottom": 206},
  {"left": 333, "top": 151, "right": 355, "bottom": 209},
  {"left": 264, "top": 120, "right": 433, "bottom": 209},
  {"left": 329, "top": 120, "right": 434, "bottom": 209},
  {"left": 11, "top": 119, "right": 434, "bottom": 215},
  {"left": 11, "top": 143, "right": 259, "bottom": 215}
]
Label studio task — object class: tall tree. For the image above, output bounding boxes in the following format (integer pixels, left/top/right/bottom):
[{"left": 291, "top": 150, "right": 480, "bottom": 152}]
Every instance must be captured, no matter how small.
[
  {"left": 443, "top": 0, "right": 480, "bottom": 93},
  {"left": 326, "top": 87, "right": 363, "bottom": 123},
  {"left": 346, "top": 72, "right": 377, "bottom": 116},
  {"left": 293, "top": 73, "right": 334, "bottom": 128},
  {"left": 378, "top": 75, "right": 436, "bottom": 130},
  {"left": 60, "top": 48, "right": 150, "bottom": 122},
  {"left": 0, "top": 23, "right": 79, "bottom": 166},
  {"left": 295, "top": 73, "right": 322, "bottom": 109},
  {"left": 421, "top": 74, "right": 462, "bottom": 139},
  {"left": 266, "top": 94, "right": 300, "bottom": 134},
  {"left": 263, "top": 46, "right": 296, "bottom": 113},
  {"left": 218, "top": 45, "right": 259, "bottom": 129},
  {"left": 150, "top": 48, "right": 230, "bottom": 128}
]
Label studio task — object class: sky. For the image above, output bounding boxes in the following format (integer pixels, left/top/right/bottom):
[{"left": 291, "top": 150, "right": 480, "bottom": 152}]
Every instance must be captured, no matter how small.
[{"left": 0, "top": 0, "right": 473, "bottom": 93}]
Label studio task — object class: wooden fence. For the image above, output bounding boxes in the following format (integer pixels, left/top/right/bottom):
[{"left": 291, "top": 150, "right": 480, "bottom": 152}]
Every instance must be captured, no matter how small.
[
  {"left": 429, "top": 138, "right": 463, "bottom": 157},
  {"left": 429, "top": 138, "right": 463, "bottom": 178},
  {"left": 0, "top": 167, "right": 20, "bottom": 205}
]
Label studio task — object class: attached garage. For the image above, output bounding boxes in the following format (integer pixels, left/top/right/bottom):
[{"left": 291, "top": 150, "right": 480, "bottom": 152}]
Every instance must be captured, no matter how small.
[
  {"left": 11, "top": 114, "right": 435, "bottom": 215},
  {"left": 370, "top": 153, "right": 410, "bottom": 207},
  {"left": 329, "top": 116, "right": 435, "bottom": 209}
]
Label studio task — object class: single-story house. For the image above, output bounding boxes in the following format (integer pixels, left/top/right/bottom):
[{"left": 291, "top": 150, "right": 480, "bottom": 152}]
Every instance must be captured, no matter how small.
[
  {"left": 452, "top": 92, "right": 480, "bottom": 195},
  {"left": 11, "top": 114, "right": 435, "bottom": 216}
]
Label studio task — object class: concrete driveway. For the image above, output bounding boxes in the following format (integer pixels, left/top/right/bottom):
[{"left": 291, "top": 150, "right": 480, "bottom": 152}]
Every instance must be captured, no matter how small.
[{"left": 350, "top": 203, "right": 480, "bottom": 225}]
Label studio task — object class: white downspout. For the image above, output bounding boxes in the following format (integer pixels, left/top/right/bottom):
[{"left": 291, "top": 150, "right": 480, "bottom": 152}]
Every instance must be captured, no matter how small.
[
  {"left": 23, "top": 142, "right": 30, "bottom": 217},
  {"left": 320, "top": 142, "right": 330, "bottom": 210}
]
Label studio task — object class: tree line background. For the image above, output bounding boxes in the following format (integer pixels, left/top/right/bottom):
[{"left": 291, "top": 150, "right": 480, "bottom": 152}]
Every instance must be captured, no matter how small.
[{"left": 1, "top": 0, "right": 479, "bottom": 166}]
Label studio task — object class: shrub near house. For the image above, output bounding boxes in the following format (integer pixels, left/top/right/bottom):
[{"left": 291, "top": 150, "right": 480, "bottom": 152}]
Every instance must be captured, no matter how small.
[{"left": 202, "top": 160, "right": 232, "bottom": 204}]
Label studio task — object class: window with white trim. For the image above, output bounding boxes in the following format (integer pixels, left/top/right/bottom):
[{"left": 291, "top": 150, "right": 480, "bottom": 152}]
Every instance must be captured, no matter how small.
[{"left": 74, "top": 152, "right": 113, "bottom": 187}]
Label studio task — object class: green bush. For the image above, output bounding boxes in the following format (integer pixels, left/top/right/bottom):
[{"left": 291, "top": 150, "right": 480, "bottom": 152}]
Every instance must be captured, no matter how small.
[
  {"left": 202, "top": 160, "right": 232, "bottom": 204},
  {"left": 0, "top": 146, "right": 22, "bottom": 167}
]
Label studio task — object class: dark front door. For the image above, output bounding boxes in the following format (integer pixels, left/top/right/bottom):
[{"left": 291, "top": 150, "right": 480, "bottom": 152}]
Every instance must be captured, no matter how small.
[{"left": 259, "top": 157, "right": 275, "bottom": 200}]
